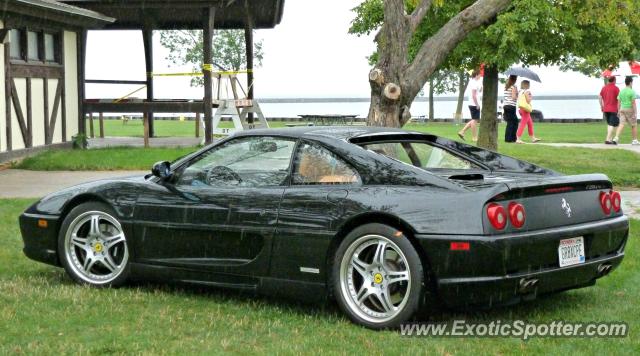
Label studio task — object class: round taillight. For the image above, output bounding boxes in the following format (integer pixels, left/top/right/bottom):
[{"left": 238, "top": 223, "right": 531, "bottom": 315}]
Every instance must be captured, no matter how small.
[
  {"left": 508, "top": 202, "right": 526, "bottom": 228},
  {"left": 610, "top": 191, "right": 621, "bottom": 213},
  {"left": 599, "top": 192, "right": 612, "bottom": 215},
  {"left": 487, "top": 203, "right": 507, "bottom": 230}
]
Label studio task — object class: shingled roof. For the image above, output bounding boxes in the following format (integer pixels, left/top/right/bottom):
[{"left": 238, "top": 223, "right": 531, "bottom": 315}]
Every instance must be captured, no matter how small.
[{"left": 60, "top": 0, "right": 285, "bottom": 29}]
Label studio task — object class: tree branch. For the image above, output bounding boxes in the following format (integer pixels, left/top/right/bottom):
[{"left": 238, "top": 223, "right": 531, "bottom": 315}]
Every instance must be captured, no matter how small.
[
  {"left": 403, "top": 0, "right": 512, "bottom": 97},
  {"left": 410, "top": 0, "right": 433, "bottom": 32}
]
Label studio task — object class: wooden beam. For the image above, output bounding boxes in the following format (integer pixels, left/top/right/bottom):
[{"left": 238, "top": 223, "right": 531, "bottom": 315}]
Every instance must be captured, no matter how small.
[
  {"left": 85, "top": 79, "right": 147, "bottom": 85},
  {"left": 89, "top": 112, "right": 94, "bottom": 138},
  {"left": 26, "top": 78, "right": 33, "bottom": 148},
  {"left": 44, "top": 78, "right": 50, "bottom": 145},
  {"left": 84, "top": 101, "right": 213, "bottom": 113},
  {"left": 143, "top": 113, "right": 150, "bottom": 148},
  {"left": 195, "top": 112, "right": 200, "bottom": 138},
  {"left": 9, "top": 79, "right": 30, "bottom": 148},
  {"left": 9, "top": 65, "right": 64, "bottom": 79},
  {"left": 244, "top": 0, "right": 254, "bottom": 123},
  {"left": 142, "top": 27, "right": 155, "bottom": 138},
  {"left": 47, "top": 81, "right": 63, "bottom": 145},
  {"left": 4, "top": 46, "right": 10, "bottom": 151},
  {"left": 99, "top": 112, "right": 104, "bottom": 138},
  {"left": 203, "top": 6, "right": 215, "bottom": 144}
]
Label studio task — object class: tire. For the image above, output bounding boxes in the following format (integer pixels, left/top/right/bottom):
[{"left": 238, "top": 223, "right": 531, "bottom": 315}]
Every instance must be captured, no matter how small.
[
  {"left": 57, "top": 201, "right": 130, "bottom": 287},
  {"left": 332, "top": 223, "right": 424, "bottom": 329}
]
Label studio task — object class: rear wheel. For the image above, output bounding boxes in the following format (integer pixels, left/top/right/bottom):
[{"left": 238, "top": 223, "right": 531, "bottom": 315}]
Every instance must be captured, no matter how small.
[
  {"left": 58, "top": 202, "right": 130, "bottom": 287},
  {"left": 332, "top": 223, "right": 424, "bottom": 329}
]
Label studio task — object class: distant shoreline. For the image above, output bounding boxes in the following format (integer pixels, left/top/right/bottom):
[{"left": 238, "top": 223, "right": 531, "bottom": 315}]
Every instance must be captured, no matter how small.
[{"left": 258, "top": 95, "right": 600, "bottom": 103}]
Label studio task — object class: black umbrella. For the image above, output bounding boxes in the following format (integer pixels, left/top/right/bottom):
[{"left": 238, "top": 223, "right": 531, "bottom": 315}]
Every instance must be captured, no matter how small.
[{"left": 505, "top": 67, "right": 542, "bottom": 83}]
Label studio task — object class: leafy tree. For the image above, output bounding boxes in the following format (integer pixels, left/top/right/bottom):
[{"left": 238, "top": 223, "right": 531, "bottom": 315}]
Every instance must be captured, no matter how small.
[
  {"left": 159, "top": 29, "right": 264, "bottom": 87},
  {"left": 352, "top": 0, "right": 640, "bottom": 150},
  {"left": 350, "top": 0, "right": 513, "bottom": 128}
]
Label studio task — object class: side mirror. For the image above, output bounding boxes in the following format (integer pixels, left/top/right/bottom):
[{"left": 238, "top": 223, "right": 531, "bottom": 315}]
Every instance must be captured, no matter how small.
[{"left": 151, "top": 161, "right": 172, "bottom": 179}]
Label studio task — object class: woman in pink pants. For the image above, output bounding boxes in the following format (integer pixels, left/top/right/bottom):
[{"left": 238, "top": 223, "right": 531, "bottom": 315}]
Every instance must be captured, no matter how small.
[{"left": 516, "top": 80, "right": 541, "bottom": 143}]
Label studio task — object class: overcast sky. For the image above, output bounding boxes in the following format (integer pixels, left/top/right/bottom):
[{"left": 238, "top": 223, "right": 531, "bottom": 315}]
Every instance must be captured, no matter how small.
[{"left": 85, "top": 0, "right": 625, "bottom": 100}]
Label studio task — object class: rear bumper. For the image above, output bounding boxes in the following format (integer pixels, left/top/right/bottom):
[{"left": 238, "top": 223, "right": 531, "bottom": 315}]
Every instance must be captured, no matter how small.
[
  {"left": 19, "top": 213, "right": 61, "bottom": 267},
  {"left": 416, "top": 215, "right": 629, "bottom": 308}
]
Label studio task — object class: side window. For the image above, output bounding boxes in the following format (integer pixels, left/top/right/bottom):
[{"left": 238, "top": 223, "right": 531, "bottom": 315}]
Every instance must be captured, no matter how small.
[
  {"left": 292, "top": 142, "right": 360, "bottom": 185},
  {"left": 175, "top": 136, "right": 296, "bottom": 188},
  {"left": 9, "top": 29, "right": 22, "bottom": 59}
]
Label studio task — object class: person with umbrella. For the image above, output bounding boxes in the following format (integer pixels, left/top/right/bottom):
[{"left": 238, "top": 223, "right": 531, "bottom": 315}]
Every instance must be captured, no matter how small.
[{"left": 503, "top": 75, "right": 519, "bottom": 142}]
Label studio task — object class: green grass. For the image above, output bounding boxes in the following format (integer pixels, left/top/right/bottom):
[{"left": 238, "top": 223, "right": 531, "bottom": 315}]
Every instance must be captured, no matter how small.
[
  {"left": 14, "top": 147, "right": 198, "bottom": 171},
  {"left": 499, "top": 145, "right": 640, "bottom": 188},
  {"left": 91, "top": 119, "right": 638, "bottom": 144},
  {"left": 14, "top": 143, "right": 639, "bottom": 188},
  {"left": 0, "top": 199, "right": 637, "bottom": 354}
]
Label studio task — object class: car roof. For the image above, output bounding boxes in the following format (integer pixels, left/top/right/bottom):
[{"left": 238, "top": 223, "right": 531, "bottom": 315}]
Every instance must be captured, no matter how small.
[{"left": 232, "top": 126, "right": 423, "bottom": 141}]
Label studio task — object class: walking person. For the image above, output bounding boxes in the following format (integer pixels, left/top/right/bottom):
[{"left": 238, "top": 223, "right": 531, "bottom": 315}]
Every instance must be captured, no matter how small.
[
  {"left": 617, "top": 76, "right": 639, "bottom": 145},
  {"left": 458, "top": 70, "right": 483, "bottom": 141},
  {"left": 515, "top": 80, "right": 541, "bottom": 144},
  {"left": 599, "top": 76, "right": 621, "bottom": 144},
  {"left": 503, "top": 75, "right": 519, "bottom": 142}
]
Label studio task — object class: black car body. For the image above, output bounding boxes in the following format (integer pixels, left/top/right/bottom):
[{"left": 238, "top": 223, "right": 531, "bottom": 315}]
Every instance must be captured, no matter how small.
[{"left": 20, "top": 127, "right": 629, "bottom": 328}]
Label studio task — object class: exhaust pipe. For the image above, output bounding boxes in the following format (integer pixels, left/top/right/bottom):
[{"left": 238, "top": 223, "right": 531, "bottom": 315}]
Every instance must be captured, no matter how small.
[
  {"left": 518, "top": 278, "right": 539, "bottom": 294},
  {"left": 597, "top": 263, "right": 613, "bottom": 276}
]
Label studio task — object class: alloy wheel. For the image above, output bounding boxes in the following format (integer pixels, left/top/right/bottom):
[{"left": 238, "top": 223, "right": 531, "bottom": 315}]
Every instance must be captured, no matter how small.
[
  {"left": 64, "top": 211, "right": 129, "bottom": 285},
  {"left": 339, "top": 234, "right": 412, "bottom": 324}
]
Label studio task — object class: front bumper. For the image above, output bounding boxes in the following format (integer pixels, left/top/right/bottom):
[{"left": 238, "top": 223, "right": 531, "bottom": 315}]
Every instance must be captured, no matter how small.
[
  {"left": 416, "top": 215, "right": 629, "bottom": 308},
  {"left": 19, "top": 213, "right": 61, "bottom": 266}
]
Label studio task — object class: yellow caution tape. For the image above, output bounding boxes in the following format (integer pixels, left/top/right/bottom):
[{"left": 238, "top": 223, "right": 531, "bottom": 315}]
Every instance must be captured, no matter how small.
[
  {"left": 114, "top": 85, "right": 147, "bottom": 103},
  {"left": 151, "top": 69, "right": 253, "bottom": 77},
  {"left": 203, "top": 63, "right": 214, "bottom": 72}
]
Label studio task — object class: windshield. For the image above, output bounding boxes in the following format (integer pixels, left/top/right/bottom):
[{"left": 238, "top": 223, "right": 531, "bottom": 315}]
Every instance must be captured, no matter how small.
[{"left": 360, "top": 141, "right": 482, "bottom": 171}]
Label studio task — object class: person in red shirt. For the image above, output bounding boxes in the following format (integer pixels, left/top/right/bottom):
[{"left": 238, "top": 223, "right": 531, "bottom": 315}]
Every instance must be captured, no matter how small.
[
  {"left": 629, "top": 60, "right": 640, "bottom": 75},
  {"left": 599, "top": 76, "right": 621, "bottom": 144},
  {"left": 601, "top": 64, "right": 616, "bottom": 80}
]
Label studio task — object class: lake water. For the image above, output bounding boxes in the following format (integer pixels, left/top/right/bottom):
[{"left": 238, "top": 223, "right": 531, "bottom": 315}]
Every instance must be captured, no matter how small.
[{"left": 258, "top": 99, "right": 602, "bottom": 120}]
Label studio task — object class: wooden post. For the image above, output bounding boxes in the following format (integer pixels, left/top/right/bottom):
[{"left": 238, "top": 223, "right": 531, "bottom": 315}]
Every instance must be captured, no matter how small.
[
  {"left": 195, "top": 112, "right": 201, "bottom": 138},
  {"left": 203, "top": 7, "right": 215, "bottom": 144},
  {"left": 77, "top": 30, "right": 87, "bottom": 137},
  {"left": 143, "top": 113, "right": 150, "bottom": 148},
  {"left": 99, "top": 112, "right": 104, "bottom": 138},
  {"left": 89, "top": 112, "right": 94, "bottom": 138},
  {"left": 4, "top": 45, "right": 10, "bottom": 151},
  {"left": 244, "top": 2, "right": 254, "bottom": 123},
  {"left": 143, "top": 27, "right": 155, "bottom": 138}
]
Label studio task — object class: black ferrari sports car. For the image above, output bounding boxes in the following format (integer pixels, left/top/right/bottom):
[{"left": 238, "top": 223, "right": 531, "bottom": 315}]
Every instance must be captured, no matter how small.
[{"left": 20, "top": 127, "right": 629, "bottom": 329}]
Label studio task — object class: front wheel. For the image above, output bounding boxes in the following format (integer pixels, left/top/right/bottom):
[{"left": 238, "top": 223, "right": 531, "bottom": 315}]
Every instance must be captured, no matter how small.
[
  {"left": 58, "top": 202, "right": 130, "bottom": 287},
  {"left": 332, "top": 223, "right": 424, "bottom": 329}
]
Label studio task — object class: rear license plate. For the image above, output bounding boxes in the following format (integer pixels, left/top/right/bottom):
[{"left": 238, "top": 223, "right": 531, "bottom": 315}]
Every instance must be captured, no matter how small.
[{"left": 558, "top": 237, "right": 585, "bottom": 267}]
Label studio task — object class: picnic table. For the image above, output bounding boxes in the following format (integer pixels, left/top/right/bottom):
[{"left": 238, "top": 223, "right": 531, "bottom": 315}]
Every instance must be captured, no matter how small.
[{"left": 297, "top": 114, "right": 360, "bottom": 126}]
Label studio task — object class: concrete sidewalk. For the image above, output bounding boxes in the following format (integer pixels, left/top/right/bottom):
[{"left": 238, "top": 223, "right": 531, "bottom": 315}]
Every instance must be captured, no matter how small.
[
  {"left": 542, "top": 142, "right": 640, "bottom": 154},
  {"left": 87, "top": 137, "right": 202, "bottom": 149},
  {"left": 0, "top": 168, "right": 638, "bottom": 219},
  {"left": 0, "top": 169, "right": 146, "bottom": 199}
]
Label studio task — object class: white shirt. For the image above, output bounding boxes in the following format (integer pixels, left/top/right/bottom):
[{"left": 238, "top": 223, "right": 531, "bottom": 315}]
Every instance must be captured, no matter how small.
[{"left": 466, "top": 77, "right": 483, "bottom": 108}]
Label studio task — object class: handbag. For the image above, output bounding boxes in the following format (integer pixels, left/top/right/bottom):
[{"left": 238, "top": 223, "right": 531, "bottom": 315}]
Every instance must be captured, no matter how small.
[{"left": 518, "top": 90, "right": 533, "bottom": 113}]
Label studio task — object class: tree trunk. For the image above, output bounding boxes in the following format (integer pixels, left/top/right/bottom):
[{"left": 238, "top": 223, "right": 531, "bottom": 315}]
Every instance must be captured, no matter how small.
[
  {"left": 367, "top": 0, "right": 513, "bottom": 128},
  {"left": 455, "top": 70, "right": 469, "bottom": 121},
  {"left": 428, "top": 78, "right": 435, "bottom": 120},
  {"left": 477, "top": 66, "right": 499, "bottom": 150}
]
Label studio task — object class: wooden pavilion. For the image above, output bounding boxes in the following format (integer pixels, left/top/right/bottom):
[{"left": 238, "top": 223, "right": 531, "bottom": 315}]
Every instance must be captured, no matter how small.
[{"left": 61, "top": 0, "right": 285, "bottom": 143}]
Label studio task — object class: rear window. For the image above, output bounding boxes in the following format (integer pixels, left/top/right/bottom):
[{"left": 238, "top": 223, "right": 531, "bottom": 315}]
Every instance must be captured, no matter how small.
[{"left": 361, "top": 141, "right": 481, "bottom": 171}]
